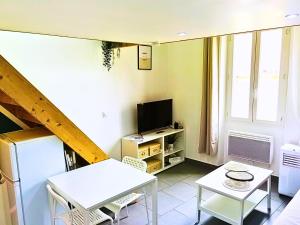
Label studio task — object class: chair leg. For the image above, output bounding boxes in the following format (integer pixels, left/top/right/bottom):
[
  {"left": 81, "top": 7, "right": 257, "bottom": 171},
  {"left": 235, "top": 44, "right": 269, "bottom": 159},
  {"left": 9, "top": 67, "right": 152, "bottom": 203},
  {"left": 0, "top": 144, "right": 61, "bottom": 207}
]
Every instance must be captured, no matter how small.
[
  {"left": 144, "top": 195, "right": 149, "bottom": 225},
  {"left": 117, "top": 207, "right": 128, "bottom": 221},
  {"left": 117, "top": 215, "right": 120, "bottom": 225},
  {"left": 48, "top": 193, "right": 55, "bottom": 225},
  {"left": 109, "top": 217, "right": 114, "bottom": 225},
  {"left": 51, "top": 214, "right": 56, "bottom": 225},
  {"left": 125, "top": 205, "right": 129, "bottom": 217},
  {"left": 113, "top": 209, "right": 122, "bottom": 225}
]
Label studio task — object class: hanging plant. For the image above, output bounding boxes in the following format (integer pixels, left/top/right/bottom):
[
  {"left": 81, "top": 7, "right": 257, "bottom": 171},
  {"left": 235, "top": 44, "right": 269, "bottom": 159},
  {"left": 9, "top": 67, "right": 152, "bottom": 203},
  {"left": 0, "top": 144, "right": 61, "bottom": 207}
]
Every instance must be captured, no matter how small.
[
  {"left": 102, "top": 41, "right": 113, "bottom": 71},
  {"left": 101, "top": 41, "right": 122, "bottom": 71}
]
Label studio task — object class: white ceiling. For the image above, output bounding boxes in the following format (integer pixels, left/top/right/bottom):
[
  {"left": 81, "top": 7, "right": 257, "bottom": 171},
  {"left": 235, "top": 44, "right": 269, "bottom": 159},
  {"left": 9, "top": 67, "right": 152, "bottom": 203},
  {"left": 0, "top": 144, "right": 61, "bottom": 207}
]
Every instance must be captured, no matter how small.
[{"left": 0, "top": 0, "right": 300, "bottom": 44}]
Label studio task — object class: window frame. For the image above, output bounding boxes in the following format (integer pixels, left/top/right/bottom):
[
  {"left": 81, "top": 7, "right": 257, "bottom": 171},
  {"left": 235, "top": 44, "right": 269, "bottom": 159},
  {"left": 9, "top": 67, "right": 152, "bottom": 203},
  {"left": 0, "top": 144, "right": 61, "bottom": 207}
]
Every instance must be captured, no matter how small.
[{"left": 226, "top": 28, "right": 291, "bottom": 125}]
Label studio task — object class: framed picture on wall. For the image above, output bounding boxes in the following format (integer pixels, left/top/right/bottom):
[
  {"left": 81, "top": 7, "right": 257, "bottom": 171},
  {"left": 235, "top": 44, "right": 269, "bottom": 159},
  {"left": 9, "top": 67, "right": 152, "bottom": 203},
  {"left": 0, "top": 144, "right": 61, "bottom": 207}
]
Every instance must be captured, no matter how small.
[{"left": 138, "top": 45, "right": 152, "bottom": 70}]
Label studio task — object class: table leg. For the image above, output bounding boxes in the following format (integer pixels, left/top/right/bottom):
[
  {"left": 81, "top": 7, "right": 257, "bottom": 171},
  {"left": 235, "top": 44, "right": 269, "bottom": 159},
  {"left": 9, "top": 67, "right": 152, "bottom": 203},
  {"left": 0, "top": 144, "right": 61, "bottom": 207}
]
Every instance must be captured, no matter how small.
[
  {"left": 47, "top": 191, "right": 55, "bottom": 225},
  {"left": 83, "top": 208, "right": 89, "bottom": 225},
  {"left": 194, "top": 186, "right": 202, "bottom": 225},
  {"left": 240, "top": 200, "right": 244, "bottom": 225},
  {"left": 151, "top": 178, "right": 158, "bottom": 225},
  {"left": 267, "top": 176, "right": 271, "bottom": 213}
]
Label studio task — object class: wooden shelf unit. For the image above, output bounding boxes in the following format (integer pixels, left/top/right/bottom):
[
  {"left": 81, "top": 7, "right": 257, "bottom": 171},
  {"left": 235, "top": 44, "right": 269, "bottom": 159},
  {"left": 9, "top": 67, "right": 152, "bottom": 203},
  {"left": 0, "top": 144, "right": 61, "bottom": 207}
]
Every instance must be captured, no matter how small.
[{"left": 122, "top": 128, "right": 185, "bottom": 174}]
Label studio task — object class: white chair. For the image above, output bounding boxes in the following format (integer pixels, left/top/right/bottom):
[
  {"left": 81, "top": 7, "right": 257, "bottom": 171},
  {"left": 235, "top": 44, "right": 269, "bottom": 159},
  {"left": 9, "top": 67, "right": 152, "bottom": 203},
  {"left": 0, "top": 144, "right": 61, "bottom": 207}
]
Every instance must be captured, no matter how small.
[
  {"left": 47, "top": 184, "right": 113, "bottom": 225},
  {"left": 105, "top": 156, "right": 149, "bottom": 225}
]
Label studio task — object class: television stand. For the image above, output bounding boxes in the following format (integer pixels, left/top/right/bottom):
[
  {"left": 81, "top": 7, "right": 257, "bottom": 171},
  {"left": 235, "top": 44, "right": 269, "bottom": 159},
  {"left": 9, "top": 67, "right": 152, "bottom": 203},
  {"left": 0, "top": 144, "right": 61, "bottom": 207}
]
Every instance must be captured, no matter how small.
[
  {"left": 122, "top": 128, "right": 185, "bottom": 175},
  {"left": 156, "top": 130, "right": 165, "bottom": 134}
]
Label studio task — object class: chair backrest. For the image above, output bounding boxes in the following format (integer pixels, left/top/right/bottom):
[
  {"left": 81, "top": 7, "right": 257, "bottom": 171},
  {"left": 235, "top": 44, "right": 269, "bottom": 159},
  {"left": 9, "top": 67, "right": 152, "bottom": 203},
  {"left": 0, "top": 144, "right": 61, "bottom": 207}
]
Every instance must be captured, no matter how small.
[
  {"left": 122, "top": 156, "right": 147, "bottom": 172},
  {"left": 46, "top": 184, "right": 71, "bottom": 213}
]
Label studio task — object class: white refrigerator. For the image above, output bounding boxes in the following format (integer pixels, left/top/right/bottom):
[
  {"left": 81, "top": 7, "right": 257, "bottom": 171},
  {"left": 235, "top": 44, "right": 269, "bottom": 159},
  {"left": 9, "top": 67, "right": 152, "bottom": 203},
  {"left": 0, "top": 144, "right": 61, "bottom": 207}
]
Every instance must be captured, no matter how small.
[{"left": 0, "top": 128, "right": 66, "bottom": 225}]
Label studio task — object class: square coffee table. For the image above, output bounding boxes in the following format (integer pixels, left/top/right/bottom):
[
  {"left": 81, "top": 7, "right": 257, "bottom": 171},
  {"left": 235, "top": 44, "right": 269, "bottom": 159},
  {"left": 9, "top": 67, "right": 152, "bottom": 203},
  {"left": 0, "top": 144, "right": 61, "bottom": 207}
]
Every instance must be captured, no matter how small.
[{"left": 195, "top": 161, "right": 273, "bottom": 225}]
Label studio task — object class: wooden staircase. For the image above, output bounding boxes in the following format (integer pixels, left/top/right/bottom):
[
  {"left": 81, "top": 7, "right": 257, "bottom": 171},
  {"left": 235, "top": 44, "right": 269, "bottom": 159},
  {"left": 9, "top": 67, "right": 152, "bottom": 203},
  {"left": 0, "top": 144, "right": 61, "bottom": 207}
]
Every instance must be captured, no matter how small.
[{"left": 0, "top": 55, "right": 108, "bottom": 164}]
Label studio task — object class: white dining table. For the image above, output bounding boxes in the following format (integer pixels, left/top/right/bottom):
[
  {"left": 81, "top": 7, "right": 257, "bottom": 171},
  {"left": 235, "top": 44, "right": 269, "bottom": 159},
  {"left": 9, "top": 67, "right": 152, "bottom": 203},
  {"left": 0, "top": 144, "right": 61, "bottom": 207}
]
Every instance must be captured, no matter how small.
[{"left": 48, "top": 158, "right": 158, "bottom": 225}]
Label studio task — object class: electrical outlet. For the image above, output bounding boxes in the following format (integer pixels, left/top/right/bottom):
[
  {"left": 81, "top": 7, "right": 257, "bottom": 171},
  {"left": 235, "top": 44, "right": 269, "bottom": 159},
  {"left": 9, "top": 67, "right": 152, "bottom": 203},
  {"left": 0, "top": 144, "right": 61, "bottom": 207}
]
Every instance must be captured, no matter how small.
[{"left": 101, "top": 112, "right": 107, "bottom": 118}]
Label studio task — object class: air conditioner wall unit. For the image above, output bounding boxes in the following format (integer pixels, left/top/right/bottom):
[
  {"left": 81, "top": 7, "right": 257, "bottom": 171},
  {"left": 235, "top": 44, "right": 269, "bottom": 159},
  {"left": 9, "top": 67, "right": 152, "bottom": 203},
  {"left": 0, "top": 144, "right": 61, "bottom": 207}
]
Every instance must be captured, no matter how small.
[{"left": 278, "top": 144, "right": 300, "bottom": 197}]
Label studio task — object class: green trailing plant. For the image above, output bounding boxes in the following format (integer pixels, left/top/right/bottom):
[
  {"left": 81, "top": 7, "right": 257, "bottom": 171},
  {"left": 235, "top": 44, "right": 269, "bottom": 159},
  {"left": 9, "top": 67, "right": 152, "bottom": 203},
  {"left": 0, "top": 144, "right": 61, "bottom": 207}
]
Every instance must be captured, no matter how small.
[
  {"left": 102, "top": 41, "right": 113, "bottom": 71},
  {"left": 101, "top": 41, "right": 121, "bottom": 71}
]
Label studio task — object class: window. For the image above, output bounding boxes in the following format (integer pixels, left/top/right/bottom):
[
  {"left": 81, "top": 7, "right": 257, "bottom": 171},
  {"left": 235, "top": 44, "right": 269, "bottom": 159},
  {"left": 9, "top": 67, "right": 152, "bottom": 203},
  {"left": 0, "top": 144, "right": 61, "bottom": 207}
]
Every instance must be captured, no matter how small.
[
  {"left": 256, "top": 29, "right": 283, "bottom": 121},
  {"left": 227, "top": 28, "right": 290, "bottom": 123},
  {"left": 230, "top": 33, "right": 253, "bottom": 119}
]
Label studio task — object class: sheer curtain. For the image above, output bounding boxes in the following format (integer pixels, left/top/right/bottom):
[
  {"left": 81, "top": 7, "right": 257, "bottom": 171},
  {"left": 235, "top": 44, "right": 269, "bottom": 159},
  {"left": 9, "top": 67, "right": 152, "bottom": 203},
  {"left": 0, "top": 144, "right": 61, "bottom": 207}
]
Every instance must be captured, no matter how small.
[{"left": 198, "top": 37, "right": 220, "bottom": 156}]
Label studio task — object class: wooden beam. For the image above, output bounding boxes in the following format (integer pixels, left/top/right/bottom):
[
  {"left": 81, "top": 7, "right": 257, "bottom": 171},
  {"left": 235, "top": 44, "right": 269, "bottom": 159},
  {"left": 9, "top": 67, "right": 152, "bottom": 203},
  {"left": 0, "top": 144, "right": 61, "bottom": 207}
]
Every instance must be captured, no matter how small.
[
  {"left": 0, "top": 90, "right": 18, "bottom": 105},
  {"left": 112, "top": 43, "right": 137, "bottom": 49},
  {"left": 19, "top": 120, "right": 41, "bottom": 128},
  {"left": 1, "top": 103, "right": 41, "bottom": 124},
  {"left": 0, "top": 105, "right": 30, "bottom": 129},
  {"left": 0, "top": 55, "right": 108, "bottom": 163},
  {"left": 103, "top": 41, "right": 137, "bottom": 49}
]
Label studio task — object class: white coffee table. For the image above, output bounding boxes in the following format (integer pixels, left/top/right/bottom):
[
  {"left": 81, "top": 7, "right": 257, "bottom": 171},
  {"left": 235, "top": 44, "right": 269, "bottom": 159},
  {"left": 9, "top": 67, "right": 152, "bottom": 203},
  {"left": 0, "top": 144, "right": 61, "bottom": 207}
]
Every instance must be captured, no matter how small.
[{"left": 195, "top": 161, "right": 273, "bottom": 225}]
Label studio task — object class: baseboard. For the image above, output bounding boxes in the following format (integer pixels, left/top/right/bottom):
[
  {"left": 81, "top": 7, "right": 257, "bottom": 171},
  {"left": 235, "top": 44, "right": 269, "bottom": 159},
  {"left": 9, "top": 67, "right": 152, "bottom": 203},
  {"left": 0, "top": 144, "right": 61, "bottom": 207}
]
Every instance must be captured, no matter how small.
[{"left": 185, "top": 158, "right": 219, "bottom": 170}]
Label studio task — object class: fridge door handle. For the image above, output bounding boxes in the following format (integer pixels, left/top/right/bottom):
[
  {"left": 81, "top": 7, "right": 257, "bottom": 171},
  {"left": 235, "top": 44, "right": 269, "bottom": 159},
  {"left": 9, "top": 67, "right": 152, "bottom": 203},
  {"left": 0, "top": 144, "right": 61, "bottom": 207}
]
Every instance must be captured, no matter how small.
[
  {"left": 0, "top": 171, "right": 4, "bottom": 184},
  {"left": 0, "top": 171, "right": 19, "bottom": 183}
]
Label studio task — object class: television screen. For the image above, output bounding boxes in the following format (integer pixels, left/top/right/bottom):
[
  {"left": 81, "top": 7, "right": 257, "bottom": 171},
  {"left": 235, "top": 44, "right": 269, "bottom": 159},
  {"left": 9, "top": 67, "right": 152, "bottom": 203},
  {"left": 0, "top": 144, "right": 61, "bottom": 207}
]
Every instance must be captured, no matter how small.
[{"left": 137, "top": 99, "right": 172, "bottom": 134}]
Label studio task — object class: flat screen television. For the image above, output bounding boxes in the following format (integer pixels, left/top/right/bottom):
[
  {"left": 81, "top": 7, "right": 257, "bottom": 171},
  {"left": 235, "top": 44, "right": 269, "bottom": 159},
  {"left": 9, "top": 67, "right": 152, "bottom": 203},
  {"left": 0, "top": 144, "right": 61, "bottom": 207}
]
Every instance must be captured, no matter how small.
[{"left": 137, "top": 99, "right": 172, "bottom": 134}]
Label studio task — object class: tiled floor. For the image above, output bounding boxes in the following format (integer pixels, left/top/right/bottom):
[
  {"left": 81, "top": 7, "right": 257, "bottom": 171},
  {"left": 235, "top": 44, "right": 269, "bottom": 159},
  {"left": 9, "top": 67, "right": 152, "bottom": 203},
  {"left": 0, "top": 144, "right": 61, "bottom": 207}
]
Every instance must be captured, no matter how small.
[{"left": 109, "top": 161, "right": 291, "bottom": 225}]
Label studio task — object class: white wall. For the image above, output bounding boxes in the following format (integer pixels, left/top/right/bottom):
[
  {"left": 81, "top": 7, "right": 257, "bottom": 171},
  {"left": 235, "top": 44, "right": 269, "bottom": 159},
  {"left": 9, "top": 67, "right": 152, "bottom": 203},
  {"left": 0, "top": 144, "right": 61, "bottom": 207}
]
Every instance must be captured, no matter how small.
[
  {"left": 145, "top": 40, "right": 224, "bottom": 165},
  {"left": 165, "top": 40, "right": 204, "bottom": 164},
  {"left": 0, "top": 31, "right": 149, "bottom": 159}
]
